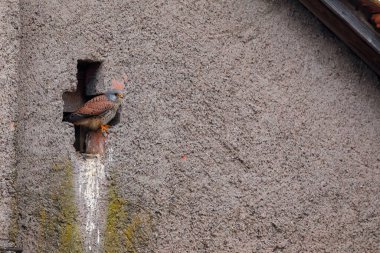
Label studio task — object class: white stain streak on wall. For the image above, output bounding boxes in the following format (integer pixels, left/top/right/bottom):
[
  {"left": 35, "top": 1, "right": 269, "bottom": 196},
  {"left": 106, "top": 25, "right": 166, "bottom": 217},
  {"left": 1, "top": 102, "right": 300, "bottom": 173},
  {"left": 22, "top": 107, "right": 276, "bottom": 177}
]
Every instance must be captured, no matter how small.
[{"left": 72, "top": 154, "right": 106, "bottom": 253}]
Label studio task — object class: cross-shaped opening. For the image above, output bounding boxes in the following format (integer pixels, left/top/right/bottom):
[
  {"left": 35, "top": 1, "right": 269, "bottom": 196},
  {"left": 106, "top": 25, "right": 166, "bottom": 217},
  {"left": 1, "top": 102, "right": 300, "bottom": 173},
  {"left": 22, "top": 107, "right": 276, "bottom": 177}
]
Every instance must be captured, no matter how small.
[{"left": 62, "top": 60, "right": 121, "bottom": 154}]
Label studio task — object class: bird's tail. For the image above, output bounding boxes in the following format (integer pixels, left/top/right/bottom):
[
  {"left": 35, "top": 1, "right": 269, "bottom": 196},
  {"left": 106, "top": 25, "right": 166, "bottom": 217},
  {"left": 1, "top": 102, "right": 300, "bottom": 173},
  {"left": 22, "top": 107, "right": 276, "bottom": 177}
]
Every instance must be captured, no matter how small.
[{"left": 64, "top": 113, "right": 85, "bottom": 122}]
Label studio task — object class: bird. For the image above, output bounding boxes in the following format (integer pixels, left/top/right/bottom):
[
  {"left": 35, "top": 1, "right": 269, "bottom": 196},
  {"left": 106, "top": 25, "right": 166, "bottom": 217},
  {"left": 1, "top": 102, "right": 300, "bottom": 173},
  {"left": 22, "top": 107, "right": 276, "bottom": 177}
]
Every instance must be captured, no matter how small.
[
  {"left": 358, "top": 0, "right": 380, "bottom": 13},
  {"left": 67, "top": 77, "right": 126, "bottom": 135},
  {"left": 358, "top": 1, "right": 380, "bottom": 28}
]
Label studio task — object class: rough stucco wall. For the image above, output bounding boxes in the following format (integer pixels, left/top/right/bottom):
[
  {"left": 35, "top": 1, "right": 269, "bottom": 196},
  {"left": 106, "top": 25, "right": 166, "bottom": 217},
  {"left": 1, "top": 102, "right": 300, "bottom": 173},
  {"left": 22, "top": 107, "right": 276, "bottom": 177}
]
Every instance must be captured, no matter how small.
[
  {"left": 0, "top": 0, "right": 19, "bottom": 247},
  {"left": 12, "top": 0, "right": 380, "bottom": 252}
]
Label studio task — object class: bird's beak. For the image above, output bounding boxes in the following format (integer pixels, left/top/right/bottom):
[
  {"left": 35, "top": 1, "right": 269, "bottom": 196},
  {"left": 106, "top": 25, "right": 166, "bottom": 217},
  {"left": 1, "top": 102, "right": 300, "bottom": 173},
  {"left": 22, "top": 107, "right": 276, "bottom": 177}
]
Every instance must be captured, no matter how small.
[{"left": 117, "top": 93, "right": 124, "bottom": 98}]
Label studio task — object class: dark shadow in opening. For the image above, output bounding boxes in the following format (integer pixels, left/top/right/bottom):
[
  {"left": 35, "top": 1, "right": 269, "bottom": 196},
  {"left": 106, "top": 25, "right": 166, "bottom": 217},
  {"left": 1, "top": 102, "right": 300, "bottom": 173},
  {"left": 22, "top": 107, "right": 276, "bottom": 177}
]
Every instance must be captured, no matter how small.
[{"left": 62, "top": 60, "right": 102, "bottom": 153}]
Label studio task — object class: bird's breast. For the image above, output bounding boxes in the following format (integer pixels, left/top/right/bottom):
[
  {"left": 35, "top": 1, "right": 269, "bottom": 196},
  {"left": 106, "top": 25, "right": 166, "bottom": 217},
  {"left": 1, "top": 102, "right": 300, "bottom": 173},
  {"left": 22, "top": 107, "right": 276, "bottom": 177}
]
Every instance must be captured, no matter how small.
[{"left": 101, "top": 104, "right": 120, "bottom": 124}]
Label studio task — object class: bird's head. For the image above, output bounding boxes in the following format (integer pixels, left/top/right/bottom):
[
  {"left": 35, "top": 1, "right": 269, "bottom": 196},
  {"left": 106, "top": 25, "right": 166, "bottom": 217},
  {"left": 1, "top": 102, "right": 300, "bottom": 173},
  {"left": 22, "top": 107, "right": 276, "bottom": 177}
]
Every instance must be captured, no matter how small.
[{"left": 107, "top": 75, "right": 127, "bottom": 101}]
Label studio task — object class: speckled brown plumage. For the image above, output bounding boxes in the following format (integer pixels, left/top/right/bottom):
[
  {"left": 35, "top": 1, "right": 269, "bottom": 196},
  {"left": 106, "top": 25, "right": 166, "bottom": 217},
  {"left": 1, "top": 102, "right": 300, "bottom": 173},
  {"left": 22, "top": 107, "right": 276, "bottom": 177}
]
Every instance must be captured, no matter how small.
[
  {"left": 75, "top": 95, "right": 115, "bottom": 116},
  {"left": 66, "top": 77, "right": 126, "bottom": 134},
  {"left": 67, "top": 92, "right": 124, "bottom": 131}
]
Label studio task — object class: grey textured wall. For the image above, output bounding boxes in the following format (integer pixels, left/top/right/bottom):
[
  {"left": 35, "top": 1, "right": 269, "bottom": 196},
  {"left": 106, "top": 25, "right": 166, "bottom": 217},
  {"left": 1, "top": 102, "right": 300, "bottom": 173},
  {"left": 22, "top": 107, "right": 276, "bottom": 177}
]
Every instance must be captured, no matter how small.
[
  {"left": 1, "top": 0, "right": 380, "bottom": 252},
  {"left": 0, "top": 0, "right": 19, "bottom": 247}
]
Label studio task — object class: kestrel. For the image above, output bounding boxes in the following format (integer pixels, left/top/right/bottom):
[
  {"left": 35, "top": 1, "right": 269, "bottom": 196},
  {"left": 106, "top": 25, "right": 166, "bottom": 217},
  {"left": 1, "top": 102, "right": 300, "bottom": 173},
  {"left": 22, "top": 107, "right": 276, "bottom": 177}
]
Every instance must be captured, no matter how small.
[{"left": 67, "top": 77, "right": 126, "bottom": 135}]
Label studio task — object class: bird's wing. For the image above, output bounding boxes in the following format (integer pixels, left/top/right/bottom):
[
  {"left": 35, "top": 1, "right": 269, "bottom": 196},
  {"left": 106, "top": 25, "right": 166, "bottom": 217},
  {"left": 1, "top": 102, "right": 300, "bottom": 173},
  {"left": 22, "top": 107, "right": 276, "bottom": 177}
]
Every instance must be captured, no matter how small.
[
  {"left": 68, "top": 95, "right": 115, "bottom": 122},
  {"left": 359, "top": 0, "right": 380, "bottom": 12}
]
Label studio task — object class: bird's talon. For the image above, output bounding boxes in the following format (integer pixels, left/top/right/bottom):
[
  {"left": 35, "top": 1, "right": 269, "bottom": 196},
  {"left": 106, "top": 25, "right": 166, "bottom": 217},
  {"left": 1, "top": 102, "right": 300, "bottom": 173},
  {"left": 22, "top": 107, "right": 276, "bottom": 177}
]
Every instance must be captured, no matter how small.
[{"left": 100, "top": 125, "right": 111, "bottom": 135}]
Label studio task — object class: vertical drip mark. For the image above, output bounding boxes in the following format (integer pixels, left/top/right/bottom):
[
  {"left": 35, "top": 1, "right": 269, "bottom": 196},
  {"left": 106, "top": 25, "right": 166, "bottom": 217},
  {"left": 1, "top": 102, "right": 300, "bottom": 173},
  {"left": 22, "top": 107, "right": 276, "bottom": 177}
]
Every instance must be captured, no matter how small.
[{"left": 71, "top": 154, "right": 106, "bottom": 252}]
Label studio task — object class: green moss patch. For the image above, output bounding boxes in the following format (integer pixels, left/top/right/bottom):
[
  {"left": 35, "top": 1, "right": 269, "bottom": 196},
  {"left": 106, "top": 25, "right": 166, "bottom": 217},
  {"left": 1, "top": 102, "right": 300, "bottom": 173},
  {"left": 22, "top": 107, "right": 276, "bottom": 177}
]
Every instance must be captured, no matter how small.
[
  {"left": 38, "top": 160, "right": 83, "bottom": 253},
  {"left": 104, "top": 187, "right": 152, "bottom": 253}
]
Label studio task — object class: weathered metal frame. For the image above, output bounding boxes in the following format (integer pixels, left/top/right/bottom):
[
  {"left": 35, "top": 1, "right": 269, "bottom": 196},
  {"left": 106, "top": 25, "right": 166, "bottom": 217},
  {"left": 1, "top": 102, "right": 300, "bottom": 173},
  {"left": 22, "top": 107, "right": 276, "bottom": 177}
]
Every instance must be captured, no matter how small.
[{"left": 299, "top": 0, "right": 380, "bottom": 75}]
